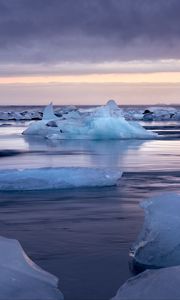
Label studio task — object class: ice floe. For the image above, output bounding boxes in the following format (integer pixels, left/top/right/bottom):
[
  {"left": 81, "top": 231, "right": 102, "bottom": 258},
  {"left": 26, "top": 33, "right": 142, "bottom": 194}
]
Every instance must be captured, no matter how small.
[
  {"left": 130, "top": 193, "right": 180, "bottom": 269},
  {"left": 0, "top": 236, "right": 63, "bottom": 300},
  {"left": 112, "top": 266, "right": 180, "bottom": 300},
  {"left": 0, "top": 167, "right": 122, "bottom": 190}
]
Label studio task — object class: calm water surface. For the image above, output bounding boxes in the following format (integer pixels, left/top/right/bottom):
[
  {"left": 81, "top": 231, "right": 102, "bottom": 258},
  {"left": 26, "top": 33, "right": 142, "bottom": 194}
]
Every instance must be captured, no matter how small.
[{"left": 0, "top": 121, "right": 180, "bottom": 300}]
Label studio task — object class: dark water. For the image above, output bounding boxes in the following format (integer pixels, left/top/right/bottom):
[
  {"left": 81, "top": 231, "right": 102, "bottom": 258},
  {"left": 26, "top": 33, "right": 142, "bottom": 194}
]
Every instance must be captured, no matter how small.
[{"left": 0, "top": 120, "right": 180, "bottom": 300}]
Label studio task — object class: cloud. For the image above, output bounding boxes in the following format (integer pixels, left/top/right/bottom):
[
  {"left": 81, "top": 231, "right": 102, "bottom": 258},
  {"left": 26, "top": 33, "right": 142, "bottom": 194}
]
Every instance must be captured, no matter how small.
[
  {"left": 1, "top": 60, "right": 180, "bottom": 77},
  {"left": 0, "top": 0, "right": 180, "bottom": 65}
]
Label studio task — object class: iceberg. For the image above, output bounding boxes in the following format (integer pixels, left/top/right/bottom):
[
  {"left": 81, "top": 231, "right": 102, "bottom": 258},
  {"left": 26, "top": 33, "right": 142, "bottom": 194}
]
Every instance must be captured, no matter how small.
[
  {"left": 130, "top": 193, "right": 180, "bottom": 269},
  {"left": 0, "top": 167, "right": 122, "bottom": 190},
  {"left": 0, "top": 236, "right": 63, "bottom": 300},
  {"left": 23, "top": 100, "right": 156, "bottom": 140},
  {"left": 112, "top": 266, "right": 180, "bottom": 300}
]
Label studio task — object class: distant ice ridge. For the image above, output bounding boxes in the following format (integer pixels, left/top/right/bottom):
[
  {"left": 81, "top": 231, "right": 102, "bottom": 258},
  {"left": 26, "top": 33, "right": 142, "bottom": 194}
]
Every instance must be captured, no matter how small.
[
  {"left": 0, "top": 103, "right": 180, "bottom": 121},
  {"left": 0, "top": 167, "right": 122, "bottom": 190},
  {"left": 0, "top": 104, "right": 76, "bottom": 121},
  {"left": 0, "top": 110, "right": 43, "bottom": 121},
  {"left": 124, "top": 106, "right": 180, "bottom": 121},
  {"left": 112, "top": 266, "right": 180, "bottom": 300},
  {"left": 130, "top": 193, "right": 180, "bottom": 268},
  {"left": 23, "top": 100, "right": 156, "bottom": 140},
  {"left": 0, "top": 236, "right": 63, "bottom": 300}
]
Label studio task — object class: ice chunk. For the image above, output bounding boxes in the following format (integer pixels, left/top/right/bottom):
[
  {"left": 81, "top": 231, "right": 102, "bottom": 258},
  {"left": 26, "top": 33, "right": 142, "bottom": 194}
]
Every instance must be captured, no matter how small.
[
  {"left": 112, "top": 266, "right": 180, "bottom": 300},
  {"left": 63, "top": 110, "right": 81, "bottom": 120},
  {"left": 0, "top": 167, "right": 122, "bottom": 190},
  {"left": 0, "top": 112, "right": 11, "bottom": 120},
  {"left": 122, "top": 109, "right": 144, "bottom": 121},
  {"left": 23, "top": 110, "right": 42, "bottom": 120},
  {"left": 43, "top": 102, "right": 58, "bottom": 120},
  {"left": 23, "top": 119, "right": 59, "bottom": 136},
  {"left": 106, "top": 99, "right": 119, "bottom": 110},
  {"left": 24, "top": 100, "right": 156, "bottom": 140},
  {"left": 0, "top": 236, "right": 63, "bottom": 300},
  {"left": 121, "top": 106, "right": 180, "bottom": 121},
  {"left": 131, "top": 193, "right": 180, "bottom": 268},
  {"left": 0, "top": 110, "right": 43, "bottom": 121},
  {"left": 92, "top": 100, "right": 122, "bottom": 118},
  {"left": 47, "top": 117, "right": 155, "bottom": 140},
  {"left": 59, "top": 105, "right": 77, "bottom": 115},
  {"left": 23, "top": 103, "right": 59, "bottom": 135},
  {"left": 143, "top": 107, "right": 178, "bottom": 121},
  {"left": 147, "top": 106, "right": 177, "bottom": 115}
]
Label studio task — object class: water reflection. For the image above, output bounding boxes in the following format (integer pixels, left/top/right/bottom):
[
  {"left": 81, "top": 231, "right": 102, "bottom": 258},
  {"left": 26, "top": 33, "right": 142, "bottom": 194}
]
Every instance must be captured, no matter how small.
[
  {"left": 12, "top": 136, "right": 145, "bottom": 170},
  {"left": 0, "top": 121, "right": 180, "bottom": 172}
]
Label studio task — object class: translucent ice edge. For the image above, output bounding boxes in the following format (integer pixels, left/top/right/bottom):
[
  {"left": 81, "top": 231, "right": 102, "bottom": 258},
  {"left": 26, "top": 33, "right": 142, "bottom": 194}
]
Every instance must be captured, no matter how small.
[
  {"left": 0, "top": 235, "right": 63, "bottom": 300},
  {"left": 130, "top": 193, "right": 180, "bottom": 269},
  {"left": 112, "top": 266, "right": 180, "bottom": 300}
]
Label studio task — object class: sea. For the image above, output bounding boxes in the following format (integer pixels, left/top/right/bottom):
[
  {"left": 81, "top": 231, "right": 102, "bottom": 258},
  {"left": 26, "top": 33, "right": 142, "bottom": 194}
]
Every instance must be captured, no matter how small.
[{"left": 0, "top": 105, "right": 180, "bottom": 300}]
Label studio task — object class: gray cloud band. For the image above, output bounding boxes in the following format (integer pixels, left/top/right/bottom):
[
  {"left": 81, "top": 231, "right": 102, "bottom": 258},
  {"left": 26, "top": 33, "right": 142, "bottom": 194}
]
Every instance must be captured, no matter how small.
[{"left": 0, "top": 0, "right": 180, "bottom": 64}]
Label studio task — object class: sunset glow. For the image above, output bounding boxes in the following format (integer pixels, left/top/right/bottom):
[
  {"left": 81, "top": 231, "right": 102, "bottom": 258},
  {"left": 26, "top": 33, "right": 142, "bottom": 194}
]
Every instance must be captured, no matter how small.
[{"left": 1, "top": 72, "right": 180, "bottom": 85}]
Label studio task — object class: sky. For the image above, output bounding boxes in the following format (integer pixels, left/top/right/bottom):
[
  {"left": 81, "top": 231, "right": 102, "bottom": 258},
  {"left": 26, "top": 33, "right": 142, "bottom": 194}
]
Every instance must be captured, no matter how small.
[{"left": 0, "top": 0, "right": 180, "bottom": 105}]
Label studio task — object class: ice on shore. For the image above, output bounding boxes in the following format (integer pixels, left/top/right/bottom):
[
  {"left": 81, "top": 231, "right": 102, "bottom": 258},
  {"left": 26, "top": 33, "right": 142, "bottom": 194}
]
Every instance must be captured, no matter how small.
[
  {"left": 0, "top": 102, "right": 180, "bottom": 121},
  {"left": 23, "top": 100, "right": 156, "bottom": 140},
  {"left": 0, "top": 167, "right": 122, "bottom": 190},
  {"left": 142, "top": 107, "right": 178, "bottom": 121},
  {"left": 0, "top": 236, "right": 63, "bottom": 300},
  {"left": 131, "top": 193, "right": 180, "bottom": 268},
  {"left": 124, "top": 106, "right": 180, "bottom": 121},
  {"left": 112, "top": 266, "right": 180, "bottom": 300},
  {"left": 0, "top": 110, "right": 42, "bottom": 121}
]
